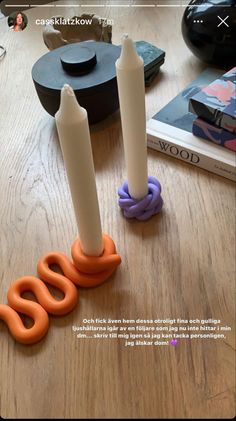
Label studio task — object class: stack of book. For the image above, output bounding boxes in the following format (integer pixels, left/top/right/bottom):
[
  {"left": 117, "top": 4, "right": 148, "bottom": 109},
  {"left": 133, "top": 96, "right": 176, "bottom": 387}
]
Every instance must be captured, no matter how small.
[
  {"left": 189, "top": 67, "right": 236, "bottom": 152},
  {"left": 146, "top": 68, "right": 236, "bottom": 182},
  {"left": 135, "top": 41, "right": 165, "bottom": 86}
]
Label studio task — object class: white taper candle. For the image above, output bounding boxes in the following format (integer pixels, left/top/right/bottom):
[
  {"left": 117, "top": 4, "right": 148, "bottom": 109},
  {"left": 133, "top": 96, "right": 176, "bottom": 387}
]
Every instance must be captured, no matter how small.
[
  {"left": 55, "top": 84, "right": 104, "bottom": 257},
  {"left": 116, "top": 34, "right": 148, "bottom": 200}
]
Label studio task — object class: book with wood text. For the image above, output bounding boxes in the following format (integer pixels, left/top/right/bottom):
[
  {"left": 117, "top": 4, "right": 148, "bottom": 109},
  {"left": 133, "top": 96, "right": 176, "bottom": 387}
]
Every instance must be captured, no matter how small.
[{"left": 146, "top": 69, "right": 236, "bottom": 182}]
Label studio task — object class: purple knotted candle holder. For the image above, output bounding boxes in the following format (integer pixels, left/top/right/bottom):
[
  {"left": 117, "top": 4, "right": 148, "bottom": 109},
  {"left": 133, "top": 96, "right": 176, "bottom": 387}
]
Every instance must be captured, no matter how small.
[{"left": 118, "top": 176, "right": 163, "bottom": 221}]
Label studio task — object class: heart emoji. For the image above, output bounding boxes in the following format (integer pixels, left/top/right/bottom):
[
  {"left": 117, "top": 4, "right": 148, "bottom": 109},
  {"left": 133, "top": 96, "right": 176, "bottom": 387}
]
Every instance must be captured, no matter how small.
[{"left": 170, "top": 339, "right": 178, "bottom": 346}]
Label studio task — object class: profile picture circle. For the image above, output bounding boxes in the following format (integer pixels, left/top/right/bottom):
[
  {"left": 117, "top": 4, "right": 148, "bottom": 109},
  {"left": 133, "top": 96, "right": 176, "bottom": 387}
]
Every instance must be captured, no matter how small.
[{"left": 8, "top": 11, "right": 28, "bottom": 32}]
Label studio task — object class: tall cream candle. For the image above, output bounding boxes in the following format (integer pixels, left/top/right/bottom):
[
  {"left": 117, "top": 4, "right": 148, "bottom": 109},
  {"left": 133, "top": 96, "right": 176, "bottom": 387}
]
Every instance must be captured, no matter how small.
[
  {"left": 55, "top": 84, "right": 103, "bottom": 257},
  {"left": 116, "top": 34, "right": 148, "bottom": 200}
]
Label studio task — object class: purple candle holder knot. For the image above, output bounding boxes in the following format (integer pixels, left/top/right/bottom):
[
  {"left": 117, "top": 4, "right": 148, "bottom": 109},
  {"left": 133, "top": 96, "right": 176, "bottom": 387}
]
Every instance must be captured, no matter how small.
[{"left": 118, "top": 176, "right": 163, "bottom": 221}]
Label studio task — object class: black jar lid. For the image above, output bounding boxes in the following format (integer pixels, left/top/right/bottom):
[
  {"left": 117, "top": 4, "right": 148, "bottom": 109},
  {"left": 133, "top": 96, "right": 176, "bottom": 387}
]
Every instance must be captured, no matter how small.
[
  {"left": 60, "top": 45, "right": 97, "bottom": 75},
  {"left": 32, "top": 41, "right": 121, "bottom": 97}
]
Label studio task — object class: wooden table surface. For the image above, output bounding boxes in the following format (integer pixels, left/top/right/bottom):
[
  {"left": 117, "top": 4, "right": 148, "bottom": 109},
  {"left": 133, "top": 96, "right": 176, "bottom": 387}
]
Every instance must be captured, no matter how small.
[{"left": 0, "top": 1, "right": 235, "bottom": 418}]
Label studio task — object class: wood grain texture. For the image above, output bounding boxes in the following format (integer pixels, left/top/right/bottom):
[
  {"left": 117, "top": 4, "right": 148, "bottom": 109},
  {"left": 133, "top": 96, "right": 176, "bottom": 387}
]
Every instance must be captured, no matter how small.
[{"left": 0, "top": 1, "right": 235, "bottom": 418}]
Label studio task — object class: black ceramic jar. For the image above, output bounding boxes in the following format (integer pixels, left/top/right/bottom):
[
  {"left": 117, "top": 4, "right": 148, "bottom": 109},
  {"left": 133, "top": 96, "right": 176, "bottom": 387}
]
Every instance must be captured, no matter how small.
[
  {"left": 182, "top": 0, "right": 236, "bottom": 68},
  {"left": 32, "top": 41, "right": 121, "bottom": 124}
]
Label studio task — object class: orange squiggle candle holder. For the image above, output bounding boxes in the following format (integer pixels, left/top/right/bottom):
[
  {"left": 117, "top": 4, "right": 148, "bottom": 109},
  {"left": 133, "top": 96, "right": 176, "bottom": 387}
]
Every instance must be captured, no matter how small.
[
  {"left": 0, "top": 234, "right": 121, "bottom": 345},
  {"left": 0, "top": 277, "right": 50, "bottom": 345},
  {"left": 71, "top": 234, "right": 121, "bottom": 288}
]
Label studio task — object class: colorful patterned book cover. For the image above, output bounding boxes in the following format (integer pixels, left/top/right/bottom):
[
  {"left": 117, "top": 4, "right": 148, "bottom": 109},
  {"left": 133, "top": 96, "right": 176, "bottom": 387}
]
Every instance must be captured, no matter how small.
[
  {"left": 192, "top": 118, "right": 236, "bottom": 152},
  {"left": 189, "top": 67, "right": 236, "bottom": 134}
]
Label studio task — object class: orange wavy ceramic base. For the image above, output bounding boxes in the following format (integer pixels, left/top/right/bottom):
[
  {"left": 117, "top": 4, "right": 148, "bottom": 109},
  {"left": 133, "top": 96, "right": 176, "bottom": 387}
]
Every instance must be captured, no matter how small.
[
  {"left": 0, "top": 234, "right": 121, "bottom": 345},
  {"left": 0, "top": 282, "right": 49, "bottom": 345}
]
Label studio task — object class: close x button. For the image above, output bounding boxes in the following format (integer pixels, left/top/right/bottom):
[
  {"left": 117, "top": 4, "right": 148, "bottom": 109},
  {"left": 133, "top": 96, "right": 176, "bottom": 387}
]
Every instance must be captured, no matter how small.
[{"left": 217, "top": 15, "right": 230, "bottom": 27}]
